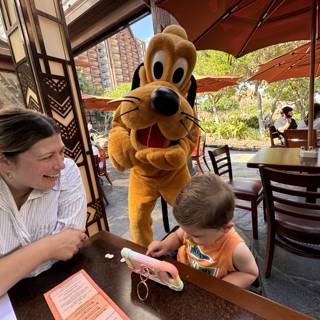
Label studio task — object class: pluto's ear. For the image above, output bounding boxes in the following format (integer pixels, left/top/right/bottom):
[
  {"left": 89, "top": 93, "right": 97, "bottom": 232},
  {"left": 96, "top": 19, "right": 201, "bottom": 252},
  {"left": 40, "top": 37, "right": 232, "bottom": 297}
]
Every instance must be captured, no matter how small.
[
  {"left": 187, "top": 75, "right": 197, "bottom": 107},
  {"left": 131, "top": 63, "right": 144, "bottom": 90}
]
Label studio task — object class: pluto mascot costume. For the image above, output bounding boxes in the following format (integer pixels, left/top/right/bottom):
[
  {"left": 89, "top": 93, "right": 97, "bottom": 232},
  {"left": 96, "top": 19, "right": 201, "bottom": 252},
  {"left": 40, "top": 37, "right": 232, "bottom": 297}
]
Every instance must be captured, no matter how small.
[{"left": 108, "top": 25, "right": 200, "bottom": 247}]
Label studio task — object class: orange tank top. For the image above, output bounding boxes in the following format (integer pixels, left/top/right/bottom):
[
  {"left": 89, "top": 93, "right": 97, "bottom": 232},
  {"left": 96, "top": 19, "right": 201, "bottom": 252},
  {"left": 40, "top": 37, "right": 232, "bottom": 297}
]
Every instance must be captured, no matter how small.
[{"left": 177, "top": 227, "right": 244, "bottom": 279}]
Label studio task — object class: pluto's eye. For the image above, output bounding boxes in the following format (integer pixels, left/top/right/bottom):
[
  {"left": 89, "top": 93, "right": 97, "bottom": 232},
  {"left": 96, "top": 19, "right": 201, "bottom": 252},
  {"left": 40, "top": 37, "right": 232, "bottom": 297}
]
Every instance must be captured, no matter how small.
[
  {"left": 171, "top": 58, "right": 188, "bottom": 86},
  {"left": 172, "top": 67, "right": 184, "bottom": 84},
  {"left": 153, "top": 61, "right": 163, "bottom": 79},
  {"left": 151, "top": 51, "right": 166, "bottom": 80}
]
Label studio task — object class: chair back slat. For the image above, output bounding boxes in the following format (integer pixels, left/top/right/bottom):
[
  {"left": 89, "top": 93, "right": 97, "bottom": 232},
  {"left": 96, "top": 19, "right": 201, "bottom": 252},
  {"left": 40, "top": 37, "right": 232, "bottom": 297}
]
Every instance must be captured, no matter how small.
[
  {"left": 273, "top": 194, "right": 320, "bottom": 210},
  {"left": 215, "top": 156, "right": 228, "bottom": 164},
  {"left": 219, "top": 169, "right": 230, "bottom": 176},
  {"left": 271, "top": 185, "right": 320, "bottom": 202},
  {"left": 208, "top": 145, "right": 233, "bottom": 181},
  {"left": 273, "top": 202, "right": 320, "bottom": 221},
  {"left": 283, "top": 129, "right": 317, "bottom": 148},
  {"left": 259, "top": 165, "right": 320, "bottom": 223},
  {"left": 217, "top": 162, "right": 229, "bottom": 170}
]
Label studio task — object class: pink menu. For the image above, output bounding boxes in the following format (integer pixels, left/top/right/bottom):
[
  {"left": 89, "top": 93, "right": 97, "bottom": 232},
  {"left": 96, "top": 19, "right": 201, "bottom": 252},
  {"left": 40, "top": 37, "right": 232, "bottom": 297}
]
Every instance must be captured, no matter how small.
[{"left": 44, "top": 269, "right": 129, "bottom": 320}]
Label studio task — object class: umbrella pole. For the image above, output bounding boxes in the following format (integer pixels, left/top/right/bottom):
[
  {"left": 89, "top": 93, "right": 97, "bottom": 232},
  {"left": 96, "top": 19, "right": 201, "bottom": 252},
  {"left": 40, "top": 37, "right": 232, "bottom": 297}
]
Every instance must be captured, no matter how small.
[{"left": 308, "top": 0, "right": 318, "bottom": 148}]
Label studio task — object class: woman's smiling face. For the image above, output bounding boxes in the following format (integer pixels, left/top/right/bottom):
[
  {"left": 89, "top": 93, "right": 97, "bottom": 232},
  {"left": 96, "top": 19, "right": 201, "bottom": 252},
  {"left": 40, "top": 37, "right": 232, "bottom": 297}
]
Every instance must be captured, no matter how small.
[{"left": 8, "top": 134, "right": 65, "bottom": 192}]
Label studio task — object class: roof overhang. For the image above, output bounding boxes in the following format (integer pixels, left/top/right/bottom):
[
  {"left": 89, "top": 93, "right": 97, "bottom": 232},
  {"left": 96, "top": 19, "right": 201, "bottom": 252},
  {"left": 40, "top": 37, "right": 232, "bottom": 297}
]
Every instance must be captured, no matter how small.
[{"left": 0, "top": 0, "right": 150, "bottom": 71}]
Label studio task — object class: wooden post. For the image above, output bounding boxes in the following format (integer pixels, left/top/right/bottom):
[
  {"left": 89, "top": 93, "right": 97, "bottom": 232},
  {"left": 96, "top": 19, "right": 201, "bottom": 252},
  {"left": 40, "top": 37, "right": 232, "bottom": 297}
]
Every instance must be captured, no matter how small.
[{"left": 308, "top": 0, "right": 318, "bottom": 148}]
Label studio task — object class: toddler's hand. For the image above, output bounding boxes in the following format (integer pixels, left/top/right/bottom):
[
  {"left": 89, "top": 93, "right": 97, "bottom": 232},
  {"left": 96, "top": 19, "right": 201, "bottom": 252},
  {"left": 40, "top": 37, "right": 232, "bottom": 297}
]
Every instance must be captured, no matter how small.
[
  {"left": 146, "top": 240, "right": 167, "bottom": 257},
  {"left": 44, "top": 229, "right": 88, "bottom": 261}
]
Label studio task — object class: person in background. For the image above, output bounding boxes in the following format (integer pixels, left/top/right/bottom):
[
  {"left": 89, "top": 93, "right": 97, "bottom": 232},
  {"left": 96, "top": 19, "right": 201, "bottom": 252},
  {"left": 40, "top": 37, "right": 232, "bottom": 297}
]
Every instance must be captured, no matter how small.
[
  {"left": 0, "top": 107, "right": 87, "bottom": 295},
  {"left": 313, "top": 103, "right": 320, "bottom": 146},
  {"left": 90, "top": 135, "right": 99, "bottom": 156},
  {"left": 297, "top": 114, "right": 308, "bottom": 129},
  {"left": 274, "top": 106, "right": 297, "bottom": 137},
  {"left": 147, "top": 174, "right": 259, "bottom": 289},
  {"left": 297, "top": 103, "right": 320, "bottom": 146}
]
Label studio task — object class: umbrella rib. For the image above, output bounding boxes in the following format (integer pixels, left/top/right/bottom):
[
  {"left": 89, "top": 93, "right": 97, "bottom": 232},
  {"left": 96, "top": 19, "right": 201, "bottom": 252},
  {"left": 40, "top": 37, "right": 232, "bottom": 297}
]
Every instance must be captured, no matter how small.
[
  {"left": 193, "top": 0, "right": 245, "bottom": 45},
  {"left": 238, "top": 0, "right": 286, "bottom": 57}
]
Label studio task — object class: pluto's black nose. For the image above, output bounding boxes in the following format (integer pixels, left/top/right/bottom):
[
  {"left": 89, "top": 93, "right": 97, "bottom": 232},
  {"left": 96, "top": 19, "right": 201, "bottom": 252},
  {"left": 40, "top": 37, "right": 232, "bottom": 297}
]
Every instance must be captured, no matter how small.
[{"left": 151, "top": 87, "right": 180, "bottom": 116}]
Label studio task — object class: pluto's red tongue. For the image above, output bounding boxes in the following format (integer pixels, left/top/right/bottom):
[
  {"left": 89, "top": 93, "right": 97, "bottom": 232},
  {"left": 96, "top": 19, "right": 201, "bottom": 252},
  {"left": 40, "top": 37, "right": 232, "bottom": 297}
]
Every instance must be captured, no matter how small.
[{"left": 137, "top": 124, "right": 167, "bottom": 148}]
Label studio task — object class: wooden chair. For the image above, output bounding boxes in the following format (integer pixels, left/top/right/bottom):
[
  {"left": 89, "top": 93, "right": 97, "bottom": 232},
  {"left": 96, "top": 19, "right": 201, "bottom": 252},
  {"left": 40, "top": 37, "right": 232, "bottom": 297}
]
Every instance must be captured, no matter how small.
[
  {"left": 95, "top": 148, "right": 112, "bottom": 186},
  {"left": 94, "top": 151, "right": 112, "bottom": 206},
  {"left": 283, "top": 129, "right": 317, "bottom": 149},
  {"left": 191, "top": 134, "right": 211, "bottom": 173},
  {"left": 269, "top": 125, "right": 284, "bottom": 147},
  {"left": 208, "top": 145, "right": 264, "bottom": 239},
  {"left": 259, "top": 165, "right": 320, "bottom": 277}
]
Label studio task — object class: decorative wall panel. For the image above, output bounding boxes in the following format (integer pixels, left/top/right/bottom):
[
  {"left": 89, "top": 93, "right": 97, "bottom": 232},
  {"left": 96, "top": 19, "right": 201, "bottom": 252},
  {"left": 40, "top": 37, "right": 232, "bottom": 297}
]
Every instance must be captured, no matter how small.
[{"left": 0, "top": 0, "right": 108, "bottom": 235}]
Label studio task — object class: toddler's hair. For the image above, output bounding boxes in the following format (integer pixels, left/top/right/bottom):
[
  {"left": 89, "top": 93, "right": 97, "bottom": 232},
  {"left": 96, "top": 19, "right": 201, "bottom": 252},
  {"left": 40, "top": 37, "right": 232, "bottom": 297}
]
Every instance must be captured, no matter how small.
[{"left": 173, "top": 174, "right": 234, "bottom": 229}]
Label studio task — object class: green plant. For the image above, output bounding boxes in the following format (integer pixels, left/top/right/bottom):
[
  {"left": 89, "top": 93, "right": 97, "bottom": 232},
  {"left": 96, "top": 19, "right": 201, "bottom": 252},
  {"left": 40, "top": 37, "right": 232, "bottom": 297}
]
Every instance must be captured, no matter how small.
[
  {"left": 215, "top": 96, "right": 239, "bottom": 110},
  {"left": 243, "top": 115, "right": 259, "bottom": 129},
  {"left": 200, "top": 119, "right": 250, "bottom": 140}
]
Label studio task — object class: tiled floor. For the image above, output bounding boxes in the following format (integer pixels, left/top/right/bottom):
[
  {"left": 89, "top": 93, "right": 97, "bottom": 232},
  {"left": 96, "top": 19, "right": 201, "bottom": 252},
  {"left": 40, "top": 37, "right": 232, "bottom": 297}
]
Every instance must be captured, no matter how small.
[{"left": 102, "top": 149, "right": 320, "bottom": 319}]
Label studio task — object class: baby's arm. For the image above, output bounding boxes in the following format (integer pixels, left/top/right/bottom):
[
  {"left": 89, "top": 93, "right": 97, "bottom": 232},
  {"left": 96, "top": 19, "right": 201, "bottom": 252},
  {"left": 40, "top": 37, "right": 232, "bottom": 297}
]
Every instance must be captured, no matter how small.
[
  {"left": 222, "top": 242, "right": 259, "bottom": 289},
  {"left": 146, "top": 228, "right": 184, "bottom": 257}
]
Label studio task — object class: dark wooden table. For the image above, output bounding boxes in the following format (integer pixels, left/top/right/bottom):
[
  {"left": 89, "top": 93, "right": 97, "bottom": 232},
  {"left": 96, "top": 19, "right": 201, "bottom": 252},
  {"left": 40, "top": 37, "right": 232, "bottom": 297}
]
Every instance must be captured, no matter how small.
[
  {"left": 247, "top": 147, "right": 320, "bottom": 172},
  {"left": 9, "top": 231, "right": 311, "bottom": 320}
]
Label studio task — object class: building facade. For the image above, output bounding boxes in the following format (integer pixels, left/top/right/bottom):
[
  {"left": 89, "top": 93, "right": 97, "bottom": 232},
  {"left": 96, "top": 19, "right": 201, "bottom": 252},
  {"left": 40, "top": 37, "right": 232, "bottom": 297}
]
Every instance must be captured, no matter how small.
[{"left": 76, "top": 27, "right": 146, "bottom": 93}]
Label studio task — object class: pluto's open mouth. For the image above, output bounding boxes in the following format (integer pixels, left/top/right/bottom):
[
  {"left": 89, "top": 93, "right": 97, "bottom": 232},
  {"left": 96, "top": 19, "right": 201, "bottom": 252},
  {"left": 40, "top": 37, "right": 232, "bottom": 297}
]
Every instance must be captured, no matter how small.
[{"left": 136, "top": 124, "right": 168, "bottom": 148}]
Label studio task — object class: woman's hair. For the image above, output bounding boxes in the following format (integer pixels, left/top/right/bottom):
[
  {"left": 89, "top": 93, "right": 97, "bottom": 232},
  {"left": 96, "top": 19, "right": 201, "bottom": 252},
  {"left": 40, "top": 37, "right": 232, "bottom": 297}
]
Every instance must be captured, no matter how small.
[
  {"left": 173, "top": 174, "right": 235, "bottom": 229},
  {"left": 0, "top": 106, "right": 60, "bottom": 157},
  {"left": 281, "top": 106, "right": 293, "bottom": 116}
]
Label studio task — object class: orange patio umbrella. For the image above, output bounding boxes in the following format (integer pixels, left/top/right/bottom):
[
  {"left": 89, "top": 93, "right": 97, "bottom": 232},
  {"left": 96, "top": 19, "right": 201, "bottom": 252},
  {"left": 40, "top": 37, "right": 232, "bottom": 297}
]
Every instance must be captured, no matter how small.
[
  {"left": 249, "top": 41, "right": 320, "bottom": 83},
  {"left": 156, "top": 0, "right": 319, "bottom": 58},
  {"left": 196, "top": 76, "right": 240, "bottom": 93},
  {"left": 81, "top": 94, "right": 120, "bottom": 112},
  {"left": 156, "top": 0, "right": 320, "bottom": 146}
]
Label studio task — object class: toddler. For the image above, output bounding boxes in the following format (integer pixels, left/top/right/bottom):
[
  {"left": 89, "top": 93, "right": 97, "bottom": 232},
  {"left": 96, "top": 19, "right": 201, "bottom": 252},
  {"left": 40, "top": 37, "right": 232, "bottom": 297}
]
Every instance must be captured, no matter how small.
[{"left": 147, "top": 174, "right": 259, "bottom": 288}]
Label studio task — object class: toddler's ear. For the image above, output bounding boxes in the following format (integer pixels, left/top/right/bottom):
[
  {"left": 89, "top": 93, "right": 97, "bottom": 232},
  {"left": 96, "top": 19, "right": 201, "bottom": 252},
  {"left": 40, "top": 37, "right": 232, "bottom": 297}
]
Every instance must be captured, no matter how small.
[{"left": 222, "top": 222, "right": 234, "bottom": 233}]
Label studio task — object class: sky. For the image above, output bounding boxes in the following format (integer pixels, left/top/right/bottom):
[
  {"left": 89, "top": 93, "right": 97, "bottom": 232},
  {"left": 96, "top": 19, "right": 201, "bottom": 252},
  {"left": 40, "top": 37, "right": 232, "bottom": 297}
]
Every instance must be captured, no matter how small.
[{"left": 131, "top": 14, "right": 154, "bottom": 43}]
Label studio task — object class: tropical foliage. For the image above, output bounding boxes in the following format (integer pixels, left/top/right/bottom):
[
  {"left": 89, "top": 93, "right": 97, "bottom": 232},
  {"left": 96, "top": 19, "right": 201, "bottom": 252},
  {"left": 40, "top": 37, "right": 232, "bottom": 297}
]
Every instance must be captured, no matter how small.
[{"left": 195, "top": 41, "right": 320, "bottom": 141}]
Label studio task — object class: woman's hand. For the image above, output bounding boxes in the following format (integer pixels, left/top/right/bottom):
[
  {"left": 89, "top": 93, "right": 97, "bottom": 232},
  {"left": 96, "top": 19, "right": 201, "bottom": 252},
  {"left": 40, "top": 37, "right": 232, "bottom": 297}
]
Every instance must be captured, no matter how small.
[{"left": 45, "top": 229, "right": 88, "bottom": 261}]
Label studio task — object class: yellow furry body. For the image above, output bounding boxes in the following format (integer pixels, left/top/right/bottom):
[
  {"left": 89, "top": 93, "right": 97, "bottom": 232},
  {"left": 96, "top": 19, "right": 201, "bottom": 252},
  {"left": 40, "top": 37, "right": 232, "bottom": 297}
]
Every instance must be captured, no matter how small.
[{"left": 108, "top": 25, "right": 199, "bottom": 247}]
